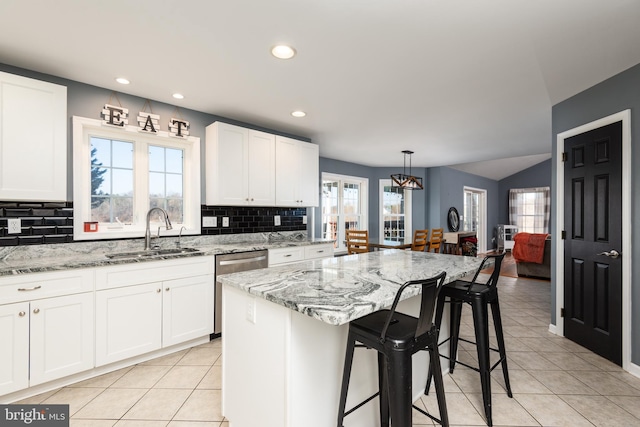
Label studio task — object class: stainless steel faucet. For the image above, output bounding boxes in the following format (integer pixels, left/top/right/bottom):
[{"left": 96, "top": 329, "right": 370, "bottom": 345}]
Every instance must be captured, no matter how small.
[
  {"left": 176, "top": 226, "right": 186, "bottom": 248},
  {"left": 145, "top": 207, "right": 173, "bottom": 250}
]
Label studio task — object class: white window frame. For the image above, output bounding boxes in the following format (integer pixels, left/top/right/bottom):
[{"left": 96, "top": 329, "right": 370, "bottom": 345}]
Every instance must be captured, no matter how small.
[
  {"left": 463, "top": 186, "right": 487, "bottom": 253},
  {"left": 73, "top": 116, "right": 201, "bottom": 241},
  {"left": 379, "top": 179, "right": 412, "bottom": 244},
  {"left": 509, "top": 187, "right": 550, "bottom": 234},
  {"left": 321, "top": 172, "right": 368, "bottom": 254}
]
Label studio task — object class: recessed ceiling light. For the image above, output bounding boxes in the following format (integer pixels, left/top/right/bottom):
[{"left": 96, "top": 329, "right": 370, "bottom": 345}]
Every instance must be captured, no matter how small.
[
  {"left": 115, "top": 77, "right": 130, "bottom": 85},
  {"left": 271, "top": 45, "right": 296, "bottom": 59},
  {"left": 172, "top": 93, "right": 184, "bottom": 99},
  {"left": 291, "top": 111, "right": 306, "bottom": 118}
]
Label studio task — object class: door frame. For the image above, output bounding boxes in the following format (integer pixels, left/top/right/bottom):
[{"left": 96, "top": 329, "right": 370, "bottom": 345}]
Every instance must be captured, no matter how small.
[
  {"left": 463, "top": 186, "right": 487, "bottom": 253},
  {"left": 554, "top": 109, "right": 631, "bottom": 371}
]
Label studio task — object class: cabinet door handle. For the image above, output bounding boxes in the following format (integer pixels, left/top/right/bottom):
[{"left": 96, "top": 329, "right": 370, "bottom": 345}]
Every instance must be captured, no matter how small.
[
  {"left": 157, "top": 289, "right": 162, "bottom": 293},
  {"left": 165, "top": 287, "right": 170, "bottom": 291},
  {"left": 33, "top": 308, "right": 40, "bottom": 314},
  {"left": 18, "top": 285, "right": 42, "bottom": 291},
  {"left": 18, "top": 311, "right": 26, "bottom": 317}
]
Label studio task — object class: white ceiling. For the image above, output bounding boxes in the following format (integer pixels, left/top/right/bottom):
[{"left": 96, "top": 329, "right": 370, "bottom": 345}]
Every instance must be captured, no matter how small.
[{"left": 1, "top": 0, "right": 639, "bottom": 179}]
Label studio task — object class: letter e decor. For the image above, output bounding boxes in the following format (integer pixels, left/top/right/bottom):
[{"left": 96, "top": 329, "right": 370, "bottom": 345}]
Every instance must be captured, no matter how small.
[{"left": 102, "top": 104, "right": 129, "bottom": 127}]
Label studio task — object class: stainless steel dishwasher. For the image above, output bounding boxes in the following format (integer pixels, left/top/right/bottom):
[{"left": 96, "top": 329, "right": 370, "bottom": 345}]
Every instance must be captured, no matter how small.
[{"left": 213, "top": 250, "right": 268, "bottom": 336}]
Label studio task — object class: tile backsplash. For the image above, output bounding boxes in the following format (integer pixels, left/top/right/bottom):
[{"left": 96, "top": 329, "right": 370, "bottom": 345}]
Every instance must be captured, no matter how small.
[
  {"left": 200, "top": 205, "right": 307, "bottom": 235},
  {"left": 0, "top": 201, "right": 74, "bottom": 246},
  {"left": 0, "top": 201, "right": 307, "bottom": 247}
]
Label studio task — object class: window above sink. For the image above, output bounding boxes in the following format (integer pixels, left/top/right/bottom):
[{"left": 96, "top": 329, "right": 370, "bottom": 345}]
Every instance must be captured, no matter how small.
[{"left": 72, "top": 116, "right": 201, "bottom": 241}]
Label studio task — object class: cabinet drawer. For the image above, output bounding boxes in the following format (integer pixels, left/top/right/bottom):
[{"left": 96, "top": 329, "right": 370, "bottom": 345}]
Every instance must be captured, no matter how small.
[
  {"left": 0, "top": 269, "right": 94, "bottom": 304},
  {"left": 268, "top": 247, "right": 304, "bottom": 266},
  {"left": 304, "top": 244, "right": 334, "bottom": 260},
  {"left": 96, "top": 256, "right": 214, "bottom": 290}
]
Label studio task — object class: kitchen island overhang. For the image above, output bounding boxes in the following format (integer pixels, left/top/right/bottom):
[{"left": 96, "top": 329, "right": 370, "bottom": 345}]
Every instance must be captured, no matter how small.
[{"left": 218, "top": 250, "right": 486, "bottom": 427}]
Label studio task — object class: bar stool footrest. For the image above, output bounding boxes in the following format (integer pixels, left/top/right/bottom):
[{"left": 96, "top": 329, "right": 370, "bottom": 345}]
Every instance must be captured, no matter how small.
[
  {"left": 412, "top": 403, "right": 444, "bottom": 425},
  {"left": 344, "top": 392, "right": 380, "bottom": 418}
]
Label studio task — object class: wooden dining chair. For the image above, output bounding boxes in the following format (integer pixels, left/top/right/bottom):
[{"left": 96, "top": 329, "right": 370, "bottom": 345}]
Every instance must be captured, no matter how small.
[
  {"left": 346, "top": 229, "right": 369, "bottom": 254},
  {"left": 429, "top": 228, "right": 444, "bottom": 253},
  {"left": 411, "top": 229, "right": 429, "bottom": 252}
]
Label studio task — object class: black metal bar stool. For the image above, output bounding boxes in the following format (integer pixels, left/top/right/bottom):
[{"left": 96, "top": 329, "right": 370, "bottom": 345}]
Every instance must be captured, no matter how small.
[
  {"left": 337, "top": 272, "right": 449, "bottom": 427},
  {"left": 426, "top": 253, "right": 512, "bottom": 427}
]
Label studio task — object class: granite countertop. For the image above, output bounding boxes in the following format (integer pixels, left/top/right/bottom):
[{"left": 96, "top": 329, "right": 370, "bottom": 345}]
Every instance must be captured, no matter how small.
[
  {"left": 217, "top": 250, "right": 485, "bottom": 326},
  {"left": 0, "top": 233, "right": 333, "bottom": 277}
]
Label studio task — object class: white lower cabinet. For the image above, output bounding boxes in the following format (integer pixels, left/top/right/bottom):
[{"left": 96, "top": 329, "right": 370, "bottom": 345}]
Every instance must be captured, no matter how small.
[
  {"left": 95, "top": 257, "right": 215, "bottom": 366},
  {"left": 95, "top": 282, "right": 163, "bottom": 366},
  {"left": 163, "top": 275, "right": 214, "bottom": 347},
  {"left": 268, "top": 243, "right": 334, "bottom": 267},
  {"left": 30, "top": 293, "right": 94, "bottom": 386},
  {"left": 0, "top": 293, "right": 94, "bottom": 395},
  {"left": 0, "top": 257, "right": 214, "bottom": 399},
  {"left": 0, "top": 303, "right": 29, "bottom": 395}
]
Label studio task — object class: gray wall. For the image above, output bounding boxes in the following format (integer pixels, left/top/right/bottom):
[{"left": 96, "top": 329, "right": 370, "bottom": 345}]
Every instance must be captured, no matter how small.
[
  {"left": 428, "top": 167, "right": 500, "bottom": 250},
  {"left": 497, "top": 159, "right": 552, "bottom": 226},
  {"left": 316, "top": 158, "right": 498, "bottom": 248},
  {"left": 552, "top": 62, "right": 640, "bottom": 365},
  {"left": 0, "top": 62, "right": 311, "bottom": 201}
]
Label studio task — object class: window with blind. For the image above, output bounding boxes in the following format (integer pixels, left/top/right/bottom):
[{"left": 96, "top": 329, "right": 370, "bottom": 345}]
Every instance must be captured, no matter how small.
[{"left": 508, "top": 187, "right": 550, "bottom": 233}]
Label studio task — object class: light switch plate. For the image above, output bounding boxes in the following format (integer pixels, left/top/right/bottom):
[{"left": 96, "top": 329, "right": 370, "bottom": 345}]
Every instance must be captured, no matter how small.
[
  {"left": 7, "top": 218, "right": 21, "bottom": 234},
  {"left": 302, "top": 215, "right": 307, "bottom": 225},
  {"left": 222, "top": 217, "right": 230, "bottom": 227},
  {"left": 202, "top": 216, "right": 217, "bottom": 227},
  {"left": 274, "top": 215, "right": 281, "bottom": 226}
]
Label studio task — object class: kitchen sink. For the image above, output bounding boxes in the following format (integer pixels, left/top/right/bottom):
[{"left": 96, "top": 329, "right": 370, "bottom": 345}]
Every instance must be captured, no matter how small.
[{"left": 105, "top": 247, "right": 200, "bottom": 259}]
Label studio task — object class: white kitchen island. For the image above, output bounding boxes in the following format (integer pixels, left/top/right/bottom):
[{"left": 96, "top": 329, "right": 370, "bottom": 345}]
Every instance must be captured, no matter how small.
[{"left": 218, "top": 250, "right": 485, "bottom": 427}]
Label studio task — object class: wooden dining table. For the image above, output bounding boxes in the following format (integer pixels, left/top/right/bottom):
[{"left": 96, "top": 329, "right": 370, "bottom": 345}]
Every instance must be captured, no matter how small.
[{"left": 367, "top": 241, "right": 413, "bottom": 250}]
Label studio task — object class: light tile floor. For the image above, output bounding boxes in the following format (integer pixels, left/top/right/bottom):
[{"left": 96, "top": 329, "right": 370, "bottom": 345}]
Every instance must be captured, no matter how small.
[{"left": 16, "top": 275, "right": 640, "bottom": 426}]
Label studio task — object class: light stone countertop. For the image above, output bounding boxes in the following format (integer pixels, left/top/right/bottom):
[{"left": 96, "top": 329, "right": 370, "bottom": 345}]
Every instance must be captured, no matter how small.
[
  {"left": 217, "top": 250, "right": 485, "bottom": 326},
  {"left": 0, "top": 232, "right": 333, "bottom": 277}
]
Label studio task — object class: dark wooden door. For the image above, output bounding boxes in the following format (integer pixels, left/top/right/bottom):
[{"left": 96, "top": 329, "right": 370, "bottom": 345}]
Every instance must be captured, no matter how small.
[{"left": 564, "top": 121, "right": 623, "bottom": 365}]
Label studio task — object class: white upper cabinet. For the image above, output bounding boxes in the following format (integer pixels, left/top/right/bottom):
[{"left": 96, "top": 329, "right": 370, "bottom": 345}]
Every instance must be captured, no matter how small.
[
  {"left": 247, "top": 130, "right": 276, "bottom": 205},
  {"left": 275, "top": 136, "right": 319, "bottom": 207},
  {"left": 0, "top": 72, "right": 67, "bottom": 201},
  {"left": 206, "top": 122, "right": 275, "bottom": 206}
]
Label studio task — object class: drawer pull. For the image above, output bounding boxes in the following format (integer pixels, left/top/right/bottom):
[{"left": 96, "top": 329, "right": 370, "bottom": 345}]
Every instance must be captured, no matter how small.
[
  {"left": 284, "top": 254, "right": 292, "bottom": 257},
  {"left": 18, "top": 285, "right": 42, "bottom": 291},
  {"left": 18, "top": 311, "right": 26, "bottom": 317},
  {"left": 317, "top": 250, "right": 324, "bottom": 253},
  {"left": 33, "top": 308, "right": 40, "bottom": 314}
]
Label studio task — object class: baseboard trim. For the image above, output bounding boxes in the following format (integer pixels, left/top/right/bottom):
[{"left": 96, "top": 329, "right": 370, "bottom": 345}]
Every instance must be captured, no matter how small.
[
  {"left": 548, "top": 323, "right": 639, "bottom": 377},
  {"left": 628, "top": 362, "right": 640, "bottom": 379}
]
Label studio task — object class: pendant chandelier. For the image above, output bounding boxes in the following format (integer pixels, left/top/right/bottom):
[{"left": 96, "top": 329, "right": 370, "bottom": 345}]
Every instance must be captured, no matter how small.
[{"left": 391, "top": 150, "right": 423, "bottom": 190}]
